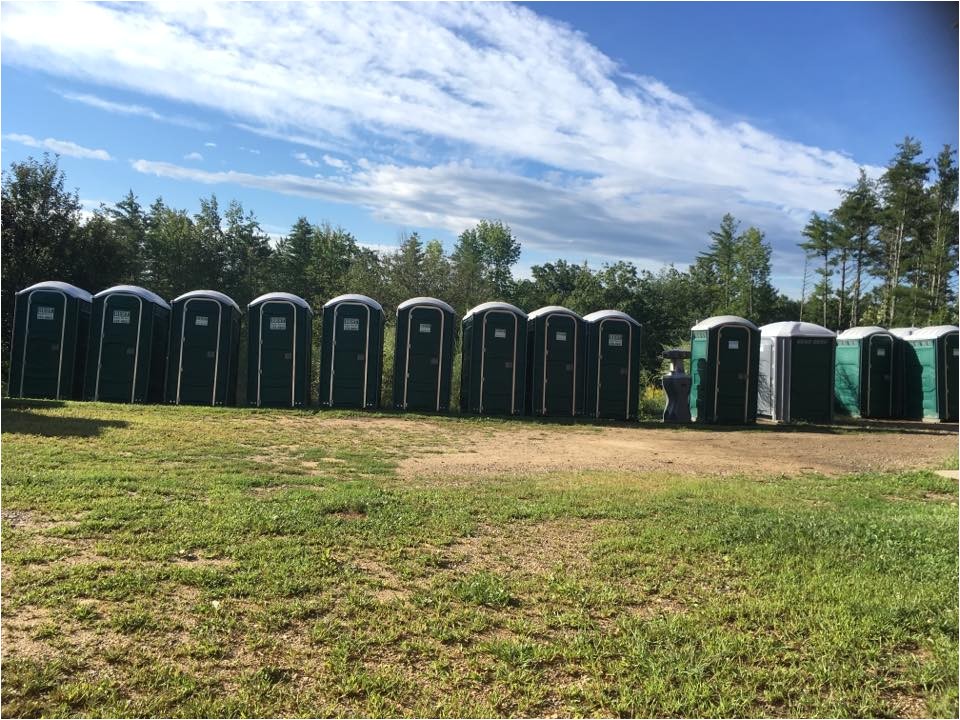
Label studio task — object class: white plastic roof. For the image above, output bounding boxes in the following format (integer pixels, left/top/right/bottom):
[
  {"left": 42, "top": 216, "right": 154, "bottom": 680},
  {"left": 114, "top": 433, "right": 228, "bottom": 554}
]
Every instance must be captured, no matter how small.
[
  {"left": 889, "top": 327, "right": 918, "bottom": 338},
  {"left": 908, "top": 325, "right": 959, "bottom": 341},
  {"left": 17, "top": 281, "right": 92, "bottom": 302},
  {"left": 172, "top": 289, "right": 240, "bottom": 311},
  {"left": 324, "top": 293, "right": 382, "bottom": 312},
  {"left": 692, "top": 315, "right": 758, "bottom": 331},
  {"left": 837, "top": 325, "right": 891, "bottom": 340},
  {"left": 463, "top": 301, "right": 527, "bottom": 320},
  {"left": 528, "top": 305, "right": 582, "bottom": 321},
  {"left": 249, "top": 292, "right": 312, "bottom": 312},
  {"left": 397, "top": 296, "right": 454, "bottom": 315},
  {"left": 95, "top": 285, "right": 170, "bottom": 309},
  {"left": 583, "top": 309, "right": 640, "bottom": 326},
  {"left": 760, "top": 321, "right": 836, "bottom": 338}
]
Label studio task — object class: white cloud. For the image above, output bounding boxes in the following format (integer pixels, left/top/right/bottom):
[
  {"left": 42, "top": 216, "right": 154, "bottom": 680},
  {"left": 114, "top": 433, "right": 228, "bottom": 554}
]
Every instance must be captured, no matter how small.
[
  {"left": 4, "top": 132, "right": 112, "bottom": 160},
  {"left": 204, "top": 141, "right": 217, "bottom": 147},
  {"left": 2, "top": 2, "right": 882, "bottom": 277},
  {"left": 183, "top": 151, "right": 203, "bottom": 161},
  {"left": 323, "top": 154, "right": 349, "bottom": 170},
  {"left": 293, "top": 151, "right": 320, "bottom": 168},
  {"left": 57, "top": 90, "right": 209, "bottom": 130}
]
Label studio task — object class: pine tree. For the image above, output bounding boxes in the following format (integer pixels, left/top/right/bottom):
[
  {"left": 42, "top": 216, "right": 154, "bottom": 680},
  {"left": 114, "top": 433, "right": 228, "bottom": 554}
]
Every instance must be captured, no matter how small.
[{"left": 833, "top": 169, "right": 878, "bottom": 326}]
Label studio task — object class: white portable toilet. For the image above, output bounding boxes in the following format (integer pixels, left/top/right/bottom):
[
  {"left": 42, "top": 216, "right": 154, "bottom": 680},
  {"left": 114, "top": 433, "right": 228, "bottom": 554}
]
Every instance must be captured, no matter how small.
[{"left": 758, "top": 321, "right": 836, "bottom": 423}]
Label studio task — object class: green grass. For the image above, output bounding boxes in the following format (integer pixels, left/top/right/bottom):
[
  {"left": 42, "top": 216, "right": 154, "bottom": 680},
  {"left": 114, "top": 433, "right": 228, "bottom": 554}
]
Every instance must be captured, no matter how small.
[{"left": 1, "top": 399, "right": 957, "bottom": 717}]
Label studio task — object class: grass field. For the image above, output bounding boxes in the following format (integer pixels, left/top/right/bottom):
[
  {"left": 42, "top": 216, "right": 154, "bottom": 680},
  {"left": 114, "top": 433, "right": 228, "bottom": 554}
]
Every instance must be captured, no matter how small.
[{"left": 1, "top": 399, "right": 958, "bottom": 717}]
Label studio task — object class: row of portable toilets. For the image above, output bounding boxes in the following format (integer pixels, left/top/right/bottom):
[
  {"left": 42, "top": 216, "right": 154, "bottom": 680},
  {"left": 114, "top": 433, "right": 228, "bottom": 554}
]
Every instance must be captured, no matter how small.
[{"left": 8, "top": 281, "right": 959, "bottom": 423}]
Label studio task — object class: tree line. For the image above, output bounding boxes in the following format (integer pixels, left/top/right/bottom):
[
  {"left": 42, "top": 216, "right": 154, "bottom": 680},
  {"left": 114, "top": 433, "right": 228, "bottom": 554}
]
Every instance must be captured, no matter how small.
[
  {"left": 2, "top": 138, "right": 956, "bottom": 386},
  {"left": 799, "top": 137, "right": 958, "bottom": 329}
]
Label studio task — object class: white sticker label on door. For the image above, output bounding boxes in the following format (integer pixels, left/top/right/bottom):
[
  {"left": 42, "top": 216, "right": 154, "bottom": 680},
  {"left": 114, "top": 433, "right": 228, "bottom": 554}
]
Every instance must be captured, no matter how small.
[
  {"left": 36, "top": 306, "right": 55, "bottom": 321},
  {"left": 555, "top": 331, "right": 567, "bottom": 341},
  {"left": 419, "top": 323, "right": 432, "bottom": 333},
  {"left": 194, "top": 315, "right": 209, "bottom": 327},
  {"left": 728, "top": 340, "right": 740, "bottom": 350},
  {"left": 113, "top": 310, "right": 131, "bottom": 325},
  {"left": 494, "top": 328, "right": 507, "bottom": 339},
  {"left": 876, "top": 347, "right": 886, "bottom": 356},
  {"left": 269, "top": 316, "right": 286, "bottom": 331},
  {"left": 608, "top": 333, "right": 623, "bottom": 347},
  {"left": 343, "top": 317, "right": 360, "bottom": 331}
]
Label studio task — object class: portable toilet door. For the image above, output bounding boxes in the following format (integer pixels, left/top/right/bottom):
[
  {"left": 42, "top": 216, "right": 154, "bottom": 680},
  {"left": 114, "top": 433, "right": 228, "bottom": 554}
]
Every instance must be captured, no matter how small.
[
  {"left": 85, "top": 285, "right": 170, "bottom": 403},
  {"left": 834, "top": 326, "right": 894, "bottom": 418},
  {"left": 583, "top": 310, "right": 641, "bottom": 420},
  {"left": 890, "top": 327, "right": 918, "bottom": 419},
  {"left": 905, "top": 325, "right": 959, "bottom": 422},
  {"left": 460, "top": 302, "right": 528, "bottom": 415},
  {"left": 320, "top": 294, "right": 384, "bottom": 409},
  {"left": 247, "top": 292, "right": 312, "bottom": 408},
  {"left": 166, "top": 290, "right": 241, "bottom": 406},
  {"left": 526, "top": 306, "right": 585, "bottom": 417},
  {"left": 393, "top": 297, "right": 455, "bottom": 412},
  {"left": 9, "top": 281, "right": 92, "bottom": 400},
  {"left": 690, "top": 315, "right": 760, "bottom": 423},
  {"left": 758, "top": 321, "right": 836, "bottom": 423}
]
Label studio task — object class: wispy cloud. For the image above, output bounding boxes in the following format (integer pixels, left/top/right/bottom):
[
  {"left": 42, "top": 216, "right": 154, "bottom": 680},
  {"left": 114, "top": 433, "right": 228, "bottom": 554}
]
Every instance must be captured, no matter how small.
[
  {"left": 293, "top": 151, "right": 320, "bottom": 168},
  {"left": 323, "top": 154, "right": 349, "bottom": 170},
  {"left": 2, "top": 2, "right": 879, "bottom": 274},
  {"left": 204, "top": 141, "right": 217, "bottom": 148},
  {"left": 183, "top": 151, "right": 203, "bottom": 161},
  {"left": 57, "top": 90, "right": 209, "bottom": 131},
  {"left": 4, "top": 132, "right": 112, "bottom": 160}
]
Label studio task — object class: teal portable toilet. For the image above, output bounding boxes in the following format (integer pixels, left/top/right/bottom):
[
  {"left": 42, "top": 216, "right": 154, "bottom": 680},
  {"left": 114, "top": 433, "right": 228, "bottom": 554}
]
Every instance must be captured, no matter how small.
[
  {"left": 247, "top": 292, "right": 312, "bottom": 408},
  {"left": 690, "top": 315, "right": 760, "bottom": 424},
  {"left": 460, "top": 302, "right": 527, "bottom": 415},
  {"left": 393, "top": 297, "right": 456, "bottom": 412},
  {"left": 85, "top": 285, "right": 170, "bottom": 403},
  {"left": 9, "top": 281, "right": 92, "bottom": 400},
  {"left": 526, "top": 306, "right": 586, "bottom": 417},
  {"left": 902, "top": 325, "right": 959, "bottom": 422},
  {"left": 890, "top": 327, "right": 919, "bottom": 418},
  {"left": 758, "top": 321, "right": 836, "bottom": 423},
  {"left": 319, "top": 294, "right": 385, "bottom": 409},
  {"left": 166, "top": 290, "right": 241, "bottom": 406},
  {"left": 834, "top": 326, "right": 895, "bottom": 418},
  {"left": 583, "top": 310, "right": 641, "bottom": 420}
]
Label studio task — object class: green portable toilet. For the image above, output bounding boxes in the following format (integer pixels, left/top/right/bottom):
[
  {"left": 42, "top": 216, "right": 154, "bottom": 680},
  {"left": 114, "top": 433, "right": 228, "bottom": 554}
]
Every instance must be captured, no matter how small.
[
  {"left": 166, "top": 290, "right": 241, "bottom": 406},
  {"left": 393, "top": 297, "right": 455, "bottom": 412},
  {"left": 9, "top": 281, "right": 92, "bottom": 400},
  {"left": 890, "top": 327, "right": 919, "bottom": 418},
  {"left": 460, "top": 302, "right": 527, "bottom": 415},
  {"left": 583, "top": 310, "right": 641, "bottom": 420},
  {"left": 834, "top": 326, "right": 895, "bottom": 418},
  {"left": 758, "top": 321, "right": 836, "bottom": 423},
  {"left": 526, "top": 306, "right": 586, "bottom": 417},
  {"left": 85, "top": 285, "right": 170, "bottom": 403},
  {"left": 319, "top": 294, "right": 384, "bottom": 409},
  {"left": 690, "top": 315, "right": 760, "bottom": 424},
  {"left": 247, "top": 292, "right": 312, "bottom": 408},
  {"left": 902, "top": 325, "right": 959, "bottom": 422}
]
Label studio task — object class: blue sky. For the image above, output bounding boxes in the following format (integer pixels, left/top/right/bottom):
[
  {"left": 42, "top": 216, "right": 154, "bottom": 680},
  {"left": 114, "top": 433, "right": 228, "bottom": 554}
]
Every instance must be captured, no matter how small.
[{"left": 2, "top": 2, "right": 957, "bottom": 297}]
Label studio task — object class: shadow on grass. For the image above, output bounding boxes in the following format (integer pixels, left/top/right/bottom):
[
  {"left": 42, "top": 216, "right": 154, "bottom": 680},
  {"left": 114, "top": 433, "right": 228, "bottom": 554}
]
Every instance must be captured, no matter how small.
[{"left": 1, "top": 406, "right": 128, "bottom": 438}]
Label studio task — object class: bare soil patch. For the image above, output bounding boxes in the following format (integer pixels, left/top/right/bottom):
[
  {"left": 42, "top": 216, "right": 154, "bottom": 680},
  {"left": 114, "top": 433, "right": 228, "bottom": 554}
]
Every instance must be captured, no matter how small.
[{"left": 399, "top": 422, "right": 958, "bottom": 479}]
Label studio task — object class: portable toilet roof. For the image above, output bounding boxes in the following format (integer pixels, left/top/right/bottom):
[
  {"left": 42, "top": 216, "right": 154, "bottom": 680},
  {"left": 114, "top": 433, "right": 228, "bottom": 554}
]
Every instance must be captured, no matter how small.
[
  {"left": 397, "top": 296, "right": 455, "bottom": 315},
  {"left": 909, "top": 325, "right": 959, "bottom": 341},
  {"left": 837, "top": 325, "right": 890, "bottom": 340},
  {"left": 95, "top": 284, "right": 170, "bottom": 309},
  {"left": 173, "top": 289, "right": 241, "bottom": 311},
  {"left": 529, "top": 305, "right": 582, "bottom": 321},
  {"left": 890, "top": 327, "right": 918, "bottom": 339},
  {"left": 583, "top": 309, "right": 640, "bottom": 326},
  {"left": 762, "top": 321, "right": 836, "bottom": 338},
  {"left": 17, "top": 280, "right": 92, "bottom": 302},
  {"left": 249, "top": 292, "right": 312, "bottom": 311},
  {"left": 693, "top": 315, "right": 758, "bottom": 332},
  {"left": 325, "top": 293, "right": 382, "bottom": 311},
  {"left": 464, "top": 301, "right": 527, "bottom": 320}
]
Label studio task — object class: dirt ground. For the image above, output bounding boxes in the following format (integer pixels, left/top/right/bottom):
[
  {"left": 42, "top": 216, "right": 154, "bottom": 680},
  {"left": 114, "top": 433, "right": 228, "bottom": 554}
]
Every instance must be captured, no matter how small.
[{"left": 396, "top": 419, "right": 958, "bottom": 478}]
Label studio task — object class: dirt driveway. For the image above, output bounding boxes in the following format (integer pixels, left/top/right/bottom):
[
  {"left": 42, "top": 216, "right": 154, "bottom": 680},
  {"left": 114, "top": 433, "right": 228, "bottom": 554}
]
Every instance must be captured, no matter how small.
[{"left": 396, "top": 419, "right": 958, "bottom": 478}]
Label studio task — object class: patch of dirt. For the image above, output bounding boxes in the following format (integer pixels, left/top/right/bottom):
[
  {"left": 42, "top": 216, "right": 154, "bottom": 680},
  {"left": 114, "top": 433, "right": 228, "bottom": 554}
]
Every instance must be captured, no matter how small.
[
  {"left": 331, "top": 510, "right": 366, "bottom": 521},
  {"left": 399, "top": 422, "right": 959, "bottom": 479},
  {"left": 922, "top": 491, "right": 956, "bottom": 503},
  {"left": 249, "top": 484, "right": 327, "bottom": 497}
]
